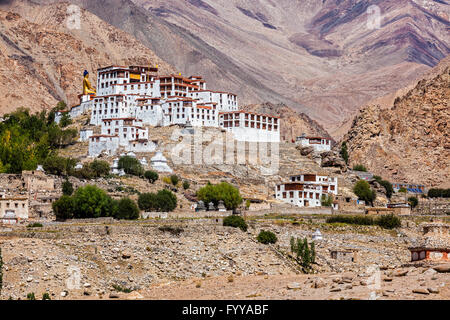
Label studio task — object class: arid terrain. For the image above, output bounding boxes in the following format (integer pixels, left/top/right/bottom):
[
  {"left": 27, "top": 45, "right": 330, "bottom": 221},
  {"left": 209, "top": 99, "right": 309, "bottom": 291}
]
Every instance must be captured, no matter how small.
[{"left": 1, "top": 215, "right": 449, "bottom": 300}]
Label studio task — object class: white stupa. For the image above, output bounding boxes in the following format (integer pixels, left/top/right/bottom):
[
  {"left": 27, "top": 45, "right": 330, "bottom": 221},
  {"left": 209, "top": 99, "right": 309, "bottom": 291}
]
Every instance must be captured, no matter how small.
[
  {"left": 151, "top": 152, "right": 173, "bottom": 173},
  {"left": 140, "top": 157, "right": 148, "bottom": 167},
  {"left": 111, "top": 158, "right": 125, "bottom": 176},
  {"left": 312, "top": 229, "right": 323, "bottom": 241}
]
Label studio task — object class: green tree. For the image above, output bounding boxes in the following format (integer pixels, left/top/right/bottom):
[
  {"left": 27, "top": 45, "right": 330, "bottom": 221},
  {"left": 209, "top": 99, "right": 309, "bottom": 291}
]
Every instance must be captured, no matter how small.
[
  {"left": 72, "top": 185, "right": 117, "bottom": 219},
  {"left": 59, "top": 113, "right": 72, "bottom": 128},
  {"left": 43, "top": 155, "right": 76, "bottom": 176},
  {"left": 155, "top": 189, "right": 177, "bottom": 212},
  {"left": 118, "top": 156, "right": 143, "bottom": 176},
  {"left": 290, "top": 237, "right": 316, "bottom": 272},
  {"left": 353, "top": 180, "right": 376, "bottom": 206},
  {"left": 52, "top": 195, "right": 75, "bottom": 220},
  {"left": 144, "top": 170, "right": 159, "bottom": 184},
  {"left": 138, "top": 193, "right": 158, "bottom": 211},
  {"left": 340, "top": 142, "right": 349, "bottom": 165},
  {"left": 182, "top": 180, "right": 190, "bottom": 190},
  {"left": 115, "top": 198, "right": 140, "bottom": 220},
  {"left": 62, "top": 179, "right": 74, "bottom": 196},
  {"left": 197, "top": 182, "right": 243, "bottom": 210},
  {"left": 408, "top": 196, "right": 419, "bottom": 209},
  {"left": 89, "top": 160, "right": 110, "bottom": 178},
  {"left": 42, "top": 292, "right": 51, "bottom": 300}
]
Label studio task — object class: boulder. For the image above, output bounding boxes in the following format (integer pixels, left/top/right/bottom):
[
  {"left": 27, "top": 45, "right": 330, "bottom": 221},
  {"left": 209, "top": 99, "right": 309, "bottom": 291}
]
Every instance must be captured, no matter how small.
[{"left": 433, "top": 264, "right": 450, "bottom": 273}]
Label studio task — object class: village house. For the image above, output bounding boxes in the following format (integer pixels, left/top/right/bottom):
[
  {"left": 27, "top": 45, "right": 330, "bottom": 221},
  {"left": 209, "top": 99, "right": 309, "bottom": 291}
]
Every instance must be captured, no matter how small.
[
  {"left": 0, "top": 195, "right": 29, "bottom": 224},
  {"left": 330, "top": 249, "right": 358, "bottom": 262},
  {"left": 275, "top": 174, "right": 338, "bottom": 208},
  {"left": 409, "top": 222, "right": 449, "bottom": 262},
  {"left": 295, "top": 134, "right": 332, "bottom": 152}
]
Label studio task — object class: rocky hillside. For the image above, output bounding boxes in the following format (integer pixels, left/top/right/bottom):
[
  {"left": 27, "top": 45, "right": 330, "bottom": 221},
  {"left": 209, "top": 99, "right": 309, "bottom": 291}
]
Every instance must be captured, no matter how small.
[
  {"left": 242, "top": 102, "right": 332, "bottom": 143},
  {"left": 343, "top": 56, "right": 450, "bottom": 188},
  {"left": 0, "top": 2, "right": 174, "bottom": 115}
]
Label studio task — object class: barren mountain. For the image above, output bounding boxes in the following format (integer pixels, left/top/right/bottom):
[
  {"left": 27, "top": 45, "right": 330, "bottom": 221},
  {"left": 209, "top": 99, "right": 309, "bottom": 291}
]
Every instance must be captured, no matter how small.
[
  {"left": 343, "top": 56, "right": 450, "bottom": 188},
  {"left": 0, "top": 2, "right": 174, "bottom": 115},
  {"left": 242, "top": 102, "right": 332, "bottom": 143},
  {"left": 128, "top": 0, "right": 449, "bottom": 135},
  {"left": 1, "top": 0, "right": 448, "bottom": 138}
]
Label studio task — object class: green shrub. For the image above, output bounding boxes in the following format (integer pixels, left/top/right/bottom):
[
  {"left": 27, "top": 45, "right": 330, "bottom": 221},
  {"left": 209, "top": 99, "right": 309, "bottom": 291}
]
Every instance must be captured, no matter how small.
[
  {"left": 144, "top": 170, "right": 159, "bottom": 184},
  {"left": 118, "top": 156, "right": 143, "bottom": 176},
  {"left": 115, "top": 198, "right": 140, "bottom": 220},
  {"left": 42, "top": 292, "right": 51, "bottom": 300},
  {"left": 352, "top": 164, "right": 368, "bottom": 172},
  {"left": 27, "top": 292, "right": 36, "bottom": 300},
  {"left": 257, "top": 230, "right": 278, "bottom": 244},
  {"left": 170, "top": 175, "right": 179, "bottom": 186},
  {"left": 353, "top": 180, "right": 376, "bottom": 206},
  {"left": 27, "top": 223, "right": 43, "bottom": 228},
  {"left": 399, "top": 187, "right": 407, "bottom": 193},
  {"left": 182, "top": 180, "right": 190, "bottom": 190},
  {"left": 197, "top": 182, "right": 243, "bottom": 210},
  {"left": 62, "top": 179, "right": 74, "bottom": 196},
  {"left": 290, "top": 237, "right": 316, "bottom": 272},
  {"left": 326, "top": 215, "right": 375, "bottom": 226},
  {"left": 223, "top": 215, "right": 248, "bottom": 232},
  {"left": 326, "top": 214, "right": 401, "bottom": 229},
  {"left": 408, "top": 196, "right": 419, "bottom": 209},
  {"left": 376, "top": 214, "right": 401, "bottom": 229},
  {"left": 112, "top": 284, "right": 132, "bottom": 293},
  {"left": 428, "top": 188, "right": 450, "bottom": 198}
]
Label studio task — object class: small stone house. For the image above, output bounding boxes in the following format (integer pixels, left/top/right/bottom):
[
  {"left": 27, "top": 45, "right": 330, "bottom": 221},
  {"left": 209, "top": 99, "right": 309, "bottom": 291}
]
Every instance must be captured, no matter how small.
[{"left": 330, "top": 249, "right": 358, "bottom": 262}]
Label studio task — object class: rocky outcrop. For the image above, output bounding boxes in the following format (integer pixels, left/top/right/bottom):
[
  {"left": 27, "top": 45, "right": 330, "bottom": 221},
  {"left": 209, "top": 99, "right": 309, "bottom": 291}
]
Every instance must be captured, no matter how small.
[
  {"left": 343, "top": 57, "right": 450, "bottom": 188},
  {"left": 320, "top": 151, "right": 347, "bottom": 171}
]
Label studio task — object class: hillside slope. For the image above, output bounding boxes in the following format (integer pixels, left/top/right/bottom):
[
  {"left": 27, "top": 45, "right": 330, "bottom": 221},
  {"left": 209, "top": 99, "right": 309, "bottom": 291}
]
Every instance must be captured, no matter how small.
[
  {"left": 343, "top": 56, "right": 450, "bottom": 188},
  {"left": 0, "top": 2, "right": 174, "bottom": 115}
]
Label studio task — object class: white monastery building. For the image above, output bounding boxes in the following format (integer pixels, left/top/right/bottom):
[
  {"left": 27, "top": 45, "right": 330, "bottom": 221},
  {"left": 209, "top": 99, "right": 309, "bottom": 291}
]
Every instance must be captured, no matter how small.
[
  {"left": 275, "top": 174, "right": 338, "bottom": 208},
  {"left": 57, "top": 65, "right": 280, "bottom": 157},
  {"left": 296, "top": 134, "right": 332, "bottom": 152}
]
